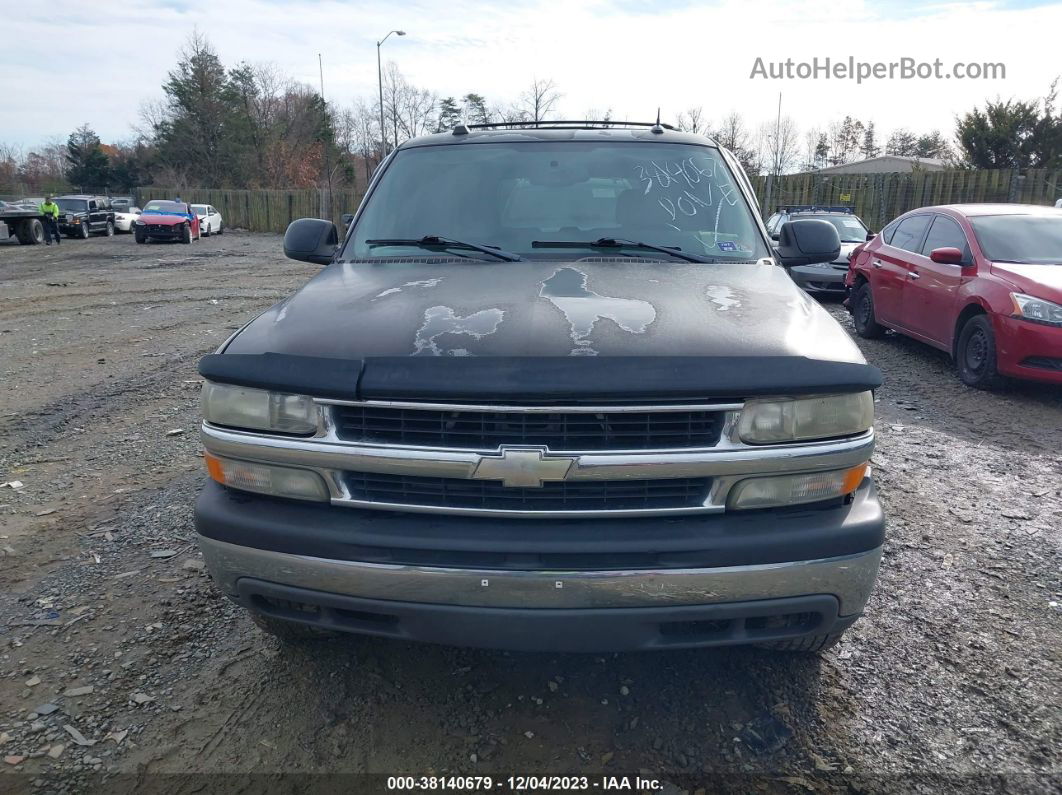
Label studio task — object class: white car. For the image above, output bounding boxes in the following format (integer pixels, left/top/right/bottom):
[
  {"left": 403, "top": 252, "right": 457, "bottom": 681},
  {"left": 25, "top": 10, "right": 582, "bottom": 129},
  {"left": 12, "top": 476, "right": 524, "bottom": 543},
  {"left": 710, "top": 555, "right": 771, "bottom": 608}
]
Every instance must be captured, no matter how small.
[
  {"left": 191, "top": 204, "right": 224, "bottom": 236},
  {"left": 113, "top": 206, "right": 141, "bottom": 233}
]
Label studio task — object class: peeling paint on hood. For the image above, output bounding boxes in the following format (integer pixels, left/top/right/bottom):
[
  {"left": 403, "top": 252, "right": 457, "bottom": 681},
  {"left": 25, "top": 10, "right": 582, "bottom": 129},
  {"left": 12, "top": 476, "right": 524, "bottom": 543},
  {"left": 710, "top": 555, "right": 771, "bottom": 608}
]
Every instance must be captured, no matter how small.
[
  {"left": 539, "top": 267, "right": 657, "bottom": 356},
  {"left": 413, "top": 305, "right": 506, "bottom": 356},
  {"left": 374, "top": 278, "right": 443, "bottom": 300},
  {"left": 705, "top": 285, "right": 740, "bottom": 311}
]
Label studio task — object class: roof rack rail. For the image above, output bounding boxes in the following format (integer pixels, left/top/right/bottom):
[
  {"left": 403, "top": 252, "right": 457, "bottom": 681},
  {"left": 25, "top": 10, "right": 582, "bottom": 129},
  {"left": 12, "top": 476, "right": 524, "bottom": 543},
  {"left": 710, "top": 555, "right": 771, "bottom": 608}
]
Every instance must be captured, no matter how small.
[
  {"left": 777, "top": 205, "right": 854, "bottom": 214},
  {"left": 461, "top": 120, "right": 678, "bottom": 131}
]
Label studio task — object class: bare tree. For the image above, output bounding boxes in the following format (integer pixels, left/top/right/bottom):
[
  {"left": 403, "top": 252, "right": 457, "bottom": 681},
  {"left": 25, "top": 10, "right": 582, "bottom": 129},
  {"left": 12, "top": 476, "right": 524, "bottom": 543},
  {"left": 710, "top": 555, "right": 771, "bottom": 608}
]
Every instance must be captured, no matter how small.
[
  {"left": 759, "top": 116, "right": 801, "bottom": 175},
  {"left": 676, "top": 106, "right": 706, "bottom": 134},
  {"left": 711, "top": 112, "right": 760, "bottom": 175},
  {"left": 517, "top": 78, "right": 562, "bottom": 123}
]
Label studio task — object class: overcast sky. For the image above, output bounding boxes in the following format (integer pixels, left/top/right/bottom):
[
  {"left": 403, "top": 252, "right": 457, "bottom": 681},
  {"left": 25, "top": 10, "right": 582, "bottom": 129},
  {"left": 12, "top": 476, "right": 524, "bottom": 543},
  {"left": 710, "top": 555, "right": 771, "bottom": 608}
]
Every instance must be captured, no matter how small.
[{"left": 3, "top": 0, "right": 1060, "bottom": 150}]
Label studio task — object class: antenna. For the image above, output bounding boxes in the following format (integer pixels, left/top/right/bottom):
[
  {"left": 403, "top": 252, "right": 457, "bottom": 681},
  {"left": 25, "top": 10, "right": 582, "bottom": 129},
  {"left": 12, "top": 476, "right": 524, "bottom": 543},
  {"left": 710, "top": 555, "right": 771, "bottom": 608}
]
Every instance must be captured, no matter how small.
[{"left": 651, "top": 108, "right": 664, "bottom": 134}]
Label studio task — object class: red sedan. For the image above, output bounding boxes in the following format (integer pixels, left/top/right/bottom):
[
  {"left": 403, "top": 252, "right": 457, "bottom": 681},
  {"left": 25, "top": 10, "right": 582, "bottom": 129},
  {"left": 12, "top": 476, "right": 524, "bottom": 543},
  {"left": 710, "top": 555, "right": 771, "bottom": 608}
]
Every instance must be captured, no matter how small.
[
  {"left": 845, "top": 204, "right": 1062, "bottom": 388},
  {"left": 134, "top": 200, "right": 201, "bottom": 244}
]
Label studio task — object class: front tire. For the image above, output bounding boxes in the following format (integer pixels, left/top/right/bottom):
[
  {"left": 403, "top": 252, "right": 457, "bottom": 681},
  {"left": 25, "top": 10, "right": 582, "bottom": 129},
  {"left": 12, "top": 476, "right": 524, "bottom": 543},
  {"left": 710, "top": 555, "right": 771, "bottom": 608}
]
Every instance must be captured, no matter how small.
[
  {"left": 105, "top": 220, "right": 114, "bottom": 237},
  {"left": 181, "top": 223, "right": 192, "bottom": 244},
  {"left": 250, "top": 612, "right": 337, "bottom": 643},
  {"left": 204, "top": 223, "right": 211, "bottom": 237},
  {"left": 851, "top": 282, "right": 886, "bottom": 339},
  {"left": 135, "top": 228, "right": 145, "bottom": 244},
  {"left": 957, "top": 315, "right": 1003, "bottom": 389},
  {"left": 79, "top": 222, "right": 90, "bottom": 240}
]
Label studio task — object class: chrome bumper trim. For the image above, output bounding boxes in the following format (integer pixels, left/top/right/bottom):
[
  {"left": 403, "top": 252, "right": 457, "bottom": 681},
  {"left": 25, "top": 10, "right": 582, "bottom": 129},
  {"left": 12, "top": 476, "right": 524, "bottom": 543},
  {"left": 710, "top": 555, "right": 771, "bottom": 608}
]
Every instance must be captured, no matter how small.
[
  {"left": 198, "top": 537, "right": 882, "bottom": 616},
  {"left": 200, "top": 424, "right": 875, "bottom": 483}
]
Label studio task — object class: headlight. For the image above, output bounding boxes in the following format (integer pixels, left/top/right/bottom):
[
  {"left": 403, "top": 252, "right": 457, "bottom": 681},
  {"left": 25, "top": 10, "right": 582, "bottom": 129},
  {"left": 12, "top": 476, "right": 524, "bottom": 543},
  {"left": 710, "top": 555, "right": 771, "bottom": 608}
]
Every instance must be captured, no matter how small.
[
  {"left": 728, "top": 464, "right": 870, "bottom": 510},
  {"left": 1011, "top": 293, "right": 1062, "bottom": 327},
  {"left": 204, "top": 453, "right": 329, "bottom": 501},
  {"left": 737, "top": 392, "right": 873, "bottom": 444},
  {"left": 201, "top": 382, "right": 317, "bottom": 434}
]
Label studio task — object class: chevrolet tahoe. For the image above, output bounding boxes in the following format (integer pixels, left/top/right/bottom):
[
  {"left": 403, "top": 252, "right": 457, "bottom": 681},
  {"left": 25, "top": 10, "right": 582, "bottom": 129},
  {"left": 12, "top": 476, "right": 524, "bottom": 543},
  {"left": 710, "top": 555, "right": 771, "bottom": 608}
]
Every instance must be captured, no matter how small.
[{"left": 194, "top": 121, "right": 884, "bottom": 653}]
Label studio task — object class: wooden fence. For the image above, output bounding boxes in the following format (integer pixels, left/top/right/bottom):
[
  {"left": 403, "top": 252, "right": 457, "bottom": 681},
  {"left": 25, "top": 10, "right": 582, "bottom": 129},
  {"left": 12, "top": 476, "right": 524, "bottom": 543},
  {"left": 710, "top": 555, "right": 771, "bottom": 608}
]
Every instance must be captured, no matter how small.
[
  {"left": 135, "top": 168, "right": 1062, "bottom": 235},
  {"left": 133, "top": 187, "right": 365, "bottom": 234},
  {"left": 752, "top": 168, "right": 1062, "bottom": 231}
]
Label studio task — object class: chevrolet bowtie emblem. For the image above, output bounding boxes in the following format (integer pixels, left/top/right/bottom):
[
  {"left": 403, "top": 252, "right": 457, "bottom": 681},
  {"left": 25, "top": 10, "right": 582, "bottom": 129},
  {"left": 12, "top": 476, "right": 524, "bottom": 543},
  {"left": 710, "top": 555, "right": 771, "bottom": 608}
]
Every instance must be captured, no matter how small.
[{"left": 472, "top": 447, "right": 577, "bottom": 488}]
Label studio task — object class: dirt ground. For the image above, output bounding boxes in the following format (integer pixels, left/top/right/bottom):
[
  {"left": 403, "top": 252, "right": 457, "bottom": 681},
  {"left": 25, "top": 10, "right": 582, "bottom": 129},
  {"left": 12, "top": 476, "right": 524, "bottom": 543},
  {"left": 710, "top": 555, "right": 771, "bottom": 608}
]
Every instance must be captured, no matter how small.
[{"left": 0, "top": 232, "right": 1059, "bottom": 794}]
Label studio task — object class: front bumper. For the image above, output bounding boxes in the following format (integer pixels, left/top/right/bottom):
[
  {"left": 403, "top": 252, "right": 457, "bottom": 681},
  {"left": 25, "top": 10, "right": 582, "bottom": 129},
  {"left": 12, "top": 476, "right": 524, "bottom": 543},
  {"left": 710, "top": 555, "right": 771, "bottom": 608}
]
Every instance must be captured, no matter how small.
[
  {"left": 789, "top": 264, "right": 848, "bottom": 294},
  {"left": 996, "top": 315, "right": 1062, "bottom": 384},
  {"left": 138, "top": 224, "right": 183, "bottom": 239},
  {"left": 195, "top": 480, "right": 884, "bottom": 651}
]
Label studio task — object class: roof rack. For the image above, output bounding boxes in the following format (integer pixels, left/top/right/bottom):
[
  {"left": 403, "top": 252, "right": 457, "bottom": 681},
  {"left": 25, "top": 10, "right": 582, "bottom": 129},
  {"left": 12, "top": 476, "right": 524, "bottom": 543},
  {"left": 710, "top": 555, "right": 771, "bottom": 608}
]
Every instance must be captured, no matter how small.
[
  {"left": 459, "top": 120, "right": 677, "bottom": 132},
  {"left": 777, "top": 205, "right": 853, "bottom": 214}
]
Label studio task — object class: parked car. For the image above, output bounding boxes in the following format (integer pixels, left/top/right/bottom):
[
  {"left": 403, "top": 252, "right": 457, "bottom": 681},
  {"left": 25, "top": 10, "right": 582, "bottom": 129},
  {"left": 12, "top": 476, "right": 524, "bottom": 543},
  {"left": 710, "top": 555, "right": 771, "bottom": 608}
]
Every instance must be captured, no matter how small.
[
  {"left": 191, "top": 204, "right": 224, "bottom": 236},
  {"left": 113, "top": 206, "right": 141, "bottom": 233},
  {"left": 54, "top": 195, "right": 115, "bottom": 238},
  {"left": 846, "top": 203, "right": 1062, "bottom": 387},
  {"left": 766, "top": 206, "right": 872, "bottom": 296},
  {"left": 134, "top": 200, "right": 201, "bottom": 244},
  {"left": 194, "top": 121, "right": 886, "bottom": 655},
  {"left": 109, "top": 196, "right": 135, "bottom": 212}
]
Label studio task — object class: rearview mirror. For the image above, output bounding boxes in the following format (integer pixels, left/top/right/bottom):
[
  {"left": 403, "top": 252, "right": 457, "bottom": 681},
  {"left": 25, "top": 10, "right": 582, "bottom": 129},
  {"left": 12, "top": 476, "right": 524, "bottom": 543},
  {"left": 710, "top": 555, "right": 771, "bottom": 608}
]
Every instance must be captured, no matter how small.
[
  {"left": 929, "top": 246, "right": 963, "bottom": 265},
  {"left": 774, "top": 219, "right": 841, "bottom": 268},
  {"left": 284, "top": 218, "right": 339, "bottom": 265}
]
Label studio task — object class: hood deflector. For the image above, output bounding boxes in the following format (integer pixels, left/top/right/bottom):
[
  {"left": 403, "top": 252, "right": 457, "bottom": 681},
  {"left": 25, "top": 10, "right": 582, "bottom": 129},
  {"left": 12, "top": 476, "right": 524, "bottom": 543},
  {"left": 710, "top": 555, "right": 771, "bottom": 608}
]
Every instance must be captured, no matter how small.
[{"left": 199, "top": 353, "right": 882, "bottom": 401}]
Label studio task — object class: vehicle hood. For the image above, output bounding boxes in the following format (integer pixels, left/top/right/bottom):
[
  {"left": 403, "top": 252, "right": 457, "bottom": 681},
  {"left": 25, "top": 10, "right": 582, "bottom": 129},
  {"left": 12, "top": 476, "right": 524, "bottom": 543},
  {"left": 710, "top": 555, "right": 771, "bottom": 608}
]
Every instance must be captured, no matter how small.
[
  {"left": 139, "top": 212, "right": 187, "bottom": 225},
  {"left": 225, "top": 259, "right": 866, "bottom": 366},
  {"left": 834, "top": 242, "right": 861, "bottom": 264},
  {"left": 990, "top": 262, "right": 1062, "bottom": 303}
]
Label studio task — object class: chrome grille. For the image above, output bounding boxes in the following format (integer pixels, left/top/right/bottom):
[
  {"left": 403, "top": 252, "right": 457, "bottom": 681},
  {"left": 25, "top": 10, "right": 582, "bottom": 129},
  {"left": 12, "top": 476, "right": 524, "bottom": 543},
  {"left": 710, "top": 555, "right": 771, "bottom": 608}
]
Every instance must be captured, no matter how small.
[
  {"left": 344, "top": 472, "right": 712, "bottom": 512},
  {"left": 332, "top": 404, "right": 726, "bottom": 450}
]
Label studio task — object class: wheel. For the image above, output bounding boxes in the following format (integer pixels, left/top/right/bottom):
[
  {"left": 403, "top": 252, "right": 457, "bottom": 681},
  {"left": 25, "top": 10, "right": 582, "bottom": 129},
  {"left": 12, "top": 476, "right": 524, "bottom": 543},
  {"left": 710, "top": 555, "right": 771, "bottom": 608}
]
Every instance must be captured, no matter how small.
[
  {"left": 758, "top": 630, "right": 846, "bottom": 653},
  {"left": 79, "top": 222, "right": 90, "bottom": 239},
  {"left": 134, "top": 229, "right": 145, "bottom": 244},
  {"left": 957, "top": 315, "right": 1003, "bottom": 389},
  {"left": 181, "top": 223, "right": 192, "bottom": 244},
  {"left": 217, "top": 222, "right": 223, "bottom": 235},
  {"left": 250, "top": 611, "right": 337, "bottom": 643},
  {"left": 851, "top": 282, "right": 886, "bottom": 339},
  {"left": 15, "top": 219, "right": 44, "bottom": 244},
  {"left": 204, "top": 223, "right": 211, "bottom": 237},
  {"left": 105, "top": 220, "right": 114, "bottom": 237}
]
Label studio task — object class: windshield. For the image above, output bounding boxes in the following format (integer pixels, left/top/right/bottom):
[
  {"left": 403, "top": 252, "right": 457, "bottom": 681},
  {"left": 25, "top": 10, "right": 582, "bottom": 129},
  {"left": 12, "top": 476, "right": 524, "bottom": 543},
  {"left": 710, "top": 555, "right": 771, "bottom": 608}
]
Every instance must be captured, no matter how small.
[
  {"left": 55, "top": 198, "right": 87, "bottom": 212},
  {"left": 970, "top": 215, "right": 1062, "bottom": 264},
  {"left": 143, "top": 201, "right": 187, "bottom": 214},
  {"left": 795, "top": 214, "right": 868, "bottom": 243},
  {"left": 346, "top": 142, "right": 768, "bottom": 262}
]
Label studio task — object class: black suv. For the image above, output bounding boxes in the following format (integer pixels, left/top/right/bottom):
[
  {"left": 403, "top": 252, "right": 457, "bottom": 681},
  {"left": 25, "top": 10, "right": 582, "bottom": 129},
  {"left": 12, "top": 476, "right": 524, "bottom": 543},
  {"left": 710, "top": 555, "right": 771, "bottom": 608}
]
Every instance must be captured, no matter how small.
[
  {"left": 54, "top": 195, "right": 116, "bottom": 239},
  {"left": 765, "top": 206, "right": 873, "bottom": 295},
  {"left": 194, "top": 122, "right": 884, "bottom": 654}
]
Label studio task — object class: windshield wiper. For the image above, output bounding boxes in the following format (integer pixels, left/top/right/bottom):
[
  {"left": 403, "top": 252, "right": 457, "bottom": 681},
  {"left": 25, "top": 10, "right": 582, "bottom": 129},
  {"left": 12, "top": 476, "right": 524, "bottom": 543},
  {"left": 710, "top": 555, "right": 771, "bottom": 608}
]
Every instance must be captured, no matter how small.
[
  {"left": 531, "top": 238, "right": 715, "bottom": 263},
  {"left": 365, "top": 236, "right": 521, "bottom": 262}
]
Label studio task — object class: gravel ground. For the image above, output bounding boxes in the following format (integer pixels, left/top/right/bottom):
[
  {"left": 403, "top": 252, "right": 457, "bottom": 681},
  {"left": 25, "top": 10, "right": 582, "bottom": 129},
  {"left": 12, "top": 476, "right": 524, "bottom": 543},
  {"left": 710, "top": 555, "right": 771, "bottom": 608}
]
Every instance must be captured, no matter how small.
[{"left": 0, "top": 233, "right": 1059, "bottom": 794}]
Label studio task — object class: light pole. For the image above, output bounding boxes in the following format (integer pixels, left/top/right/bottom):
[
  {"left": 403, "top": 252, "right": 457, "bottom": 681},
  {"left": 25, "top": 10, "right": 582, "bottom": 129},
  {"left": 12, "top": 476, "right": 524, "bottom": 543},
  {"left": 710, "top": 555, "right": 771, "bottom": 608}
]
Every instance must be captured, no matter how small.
[{"left": 377, "top": 30, "right": 406, "bottom": 157}]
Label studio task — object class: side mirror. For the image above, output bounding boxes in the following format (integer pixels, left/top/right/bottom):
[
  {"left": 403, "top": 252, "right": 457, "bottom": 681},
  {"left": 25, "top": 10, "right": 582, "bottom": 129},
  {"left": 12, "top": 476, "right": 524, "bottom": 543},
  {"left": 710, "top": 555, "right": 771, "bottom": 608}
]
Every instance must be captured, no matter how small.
[
  {"left": 284, "top": 218, "right": 339, "bottom": 265},
  {"left": 775, "top": 219, "right": 841, "bottom": 268},
  {"left": 341, "top": 213, "right": 354, "bottom": 226},
  {"left": 866, "top": 231, "right": 877, "bottom": 241},
  {"left": 929, "top": 246, "right": 963, "bottom": 265}
]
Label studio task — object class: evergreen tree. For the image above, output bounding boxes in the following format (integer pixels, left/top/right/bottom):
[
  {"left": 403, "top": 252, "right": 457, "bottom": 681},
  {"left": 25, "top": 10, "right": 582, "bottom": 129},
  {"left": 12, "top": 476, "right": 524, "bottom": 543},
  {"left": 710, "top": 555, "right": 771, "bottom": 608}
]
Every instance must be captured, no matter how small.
[{"left": 65, "top": 124, "right": 111, "bottom": 188}]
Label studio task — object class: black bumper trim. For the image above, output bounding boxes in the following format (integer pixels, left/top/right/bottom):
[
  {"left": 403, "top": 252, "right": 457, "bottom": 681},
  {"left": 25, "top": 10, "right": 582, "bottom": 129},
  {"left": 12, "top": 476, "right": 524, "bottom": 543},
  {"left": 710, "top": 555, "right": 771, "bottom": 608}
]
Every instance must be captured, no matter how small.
[
  {"left": 194, "top": 480, "right": 885, "bottom": 571},
  {"left": 236, "top": 579, "right": 854, "bottom": 652}
]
